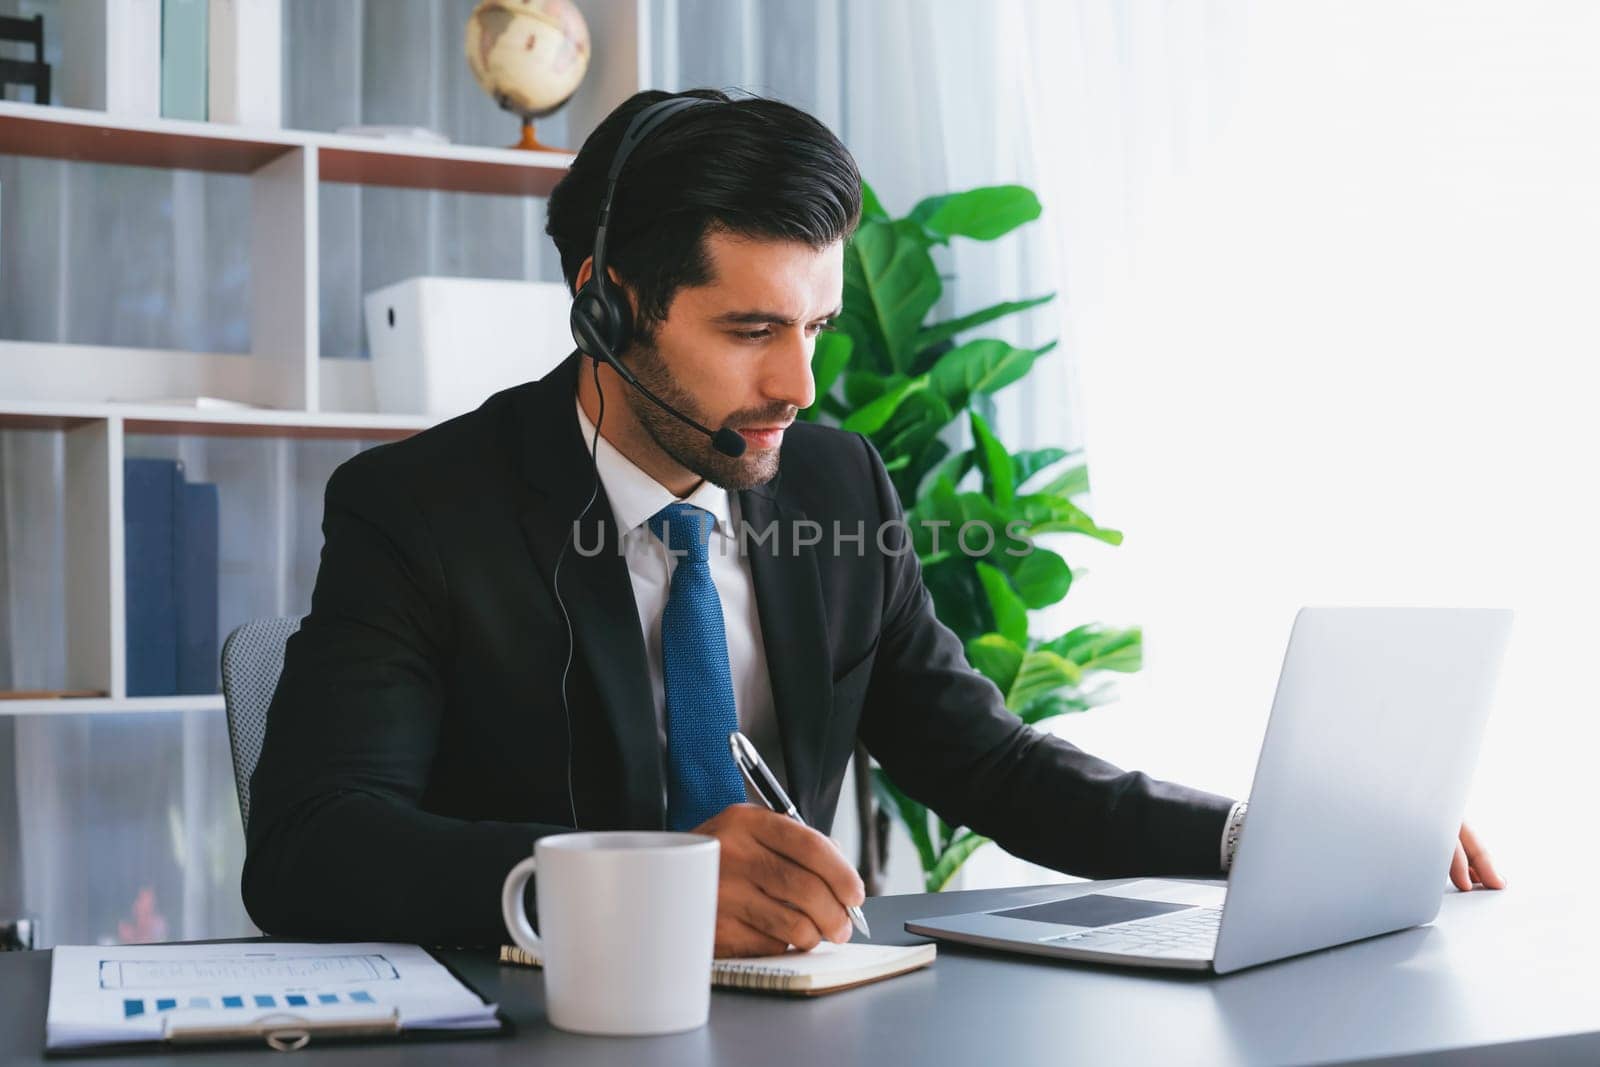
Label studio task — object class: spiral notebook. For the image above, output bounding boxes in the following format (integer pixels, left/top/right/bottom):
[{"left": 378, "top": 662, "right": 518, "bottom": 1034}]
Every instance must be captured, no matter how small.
[{"left": 499, "top": 940, "right": 935, "bottom": 996}]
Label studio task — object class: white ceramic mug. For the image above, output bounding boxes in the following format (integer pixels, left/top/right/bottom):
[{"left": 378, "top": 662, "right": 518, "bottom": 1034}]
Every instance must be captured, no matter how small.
[{"left": 501, "top": 831, "right": 721, "bottom": 1035}]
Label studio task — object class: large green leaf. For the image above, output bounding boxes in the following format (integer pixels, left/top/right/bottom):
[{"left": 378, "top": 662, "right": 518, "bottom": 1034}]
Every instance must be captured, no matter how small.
[
  {"left": 1031, "top": 464, "right": 1090, "bottom": 498},
  {"left": 914, "top": 293, "right": 1056, "bottom": 355},
  {"left": 1016, "top": 493, "right": 1123, "bottom": 543},
  {"left": 841, "top": 376, "right": 926, "bottom": 434},
  {"left": 1008, "top": 547, "right": 1073, "bottom": 608},
  {"left": 927, "top": 338, "right": 1053, "bottom": 409},
  {"left": 1005, "top": 649, "right": 1084, "bottom": 714},
  {"left": 1012, "top": 448, "right": 1070, "bottom": 489},
  {"left": 910, "top": 185, "right": 1042, "bottom": 243},
  {"left": 909, "top": 475, "right": 965, "bottom": 556},
  {"left": 852, "top": 378, "right": 953, "bottom": 488},
  {"left": 1039, "top": 625, "right": 1143, "bottom": 673},
  {"left": 843, "top": 370, "right": 897, "bottom": 408},
  {"left": 927, "top": 831, "right": 991, "bottom": 892},
  {"left": 975, "top": 562, "right": 1028, "bottom": 645},
  {"left": 844, "top": 218, "right": 942, "bottom": 374},
  {"left": 968, "top": 411, "right": 1015, "bottom": 508},
  {"left": 964, "top": 632, "right": 1024, "bottom": 693}
]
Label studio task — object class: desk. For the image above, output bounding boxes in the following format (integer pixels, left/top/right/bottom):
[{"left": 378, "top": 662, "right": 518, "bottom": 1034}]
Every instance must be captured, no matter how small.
[{"left": 3, "top": 879, "right": 1596, "bottom": 1065}]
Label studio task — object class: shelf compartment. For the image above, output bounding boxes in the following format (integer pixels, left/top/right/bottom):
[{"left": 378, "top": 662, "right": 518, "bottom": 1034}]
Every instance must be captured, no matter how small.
[{"left": 0, "top": 419, "right": 121, "bottom": 700}]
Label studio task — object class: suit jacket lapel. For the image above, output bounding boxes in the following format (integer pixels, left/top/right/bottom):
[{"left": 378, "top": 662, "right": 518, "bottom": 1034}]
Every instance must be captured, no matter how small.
[
  {"left": 512, "top": 354, "right": 665, "bottom": 830},
  {"left": 739, "top": 486, "right": 833, "bottom": 824}
]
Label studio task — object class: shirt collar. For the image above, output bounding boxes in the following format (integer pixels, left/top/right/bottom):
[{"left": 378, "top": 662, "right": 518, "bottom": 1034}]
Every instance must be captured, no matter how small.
[{"left": 573, "top": 395, "right": 734, "bottom": 540}]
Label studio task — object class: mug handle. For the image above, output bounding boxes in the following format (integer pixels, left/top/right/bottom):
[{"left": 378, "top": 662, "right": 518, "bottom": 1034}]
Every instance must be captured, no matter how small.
[{"left": 501, "top": 855, "right": 542, "bottom": 959}]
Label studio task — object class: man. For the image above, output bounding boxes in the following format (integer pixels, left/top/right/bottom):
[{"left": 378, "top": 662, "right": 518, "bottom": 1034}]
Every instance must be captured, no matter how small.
[{"left": 242, "top": 89, "right": 1500, "bottom": 956}]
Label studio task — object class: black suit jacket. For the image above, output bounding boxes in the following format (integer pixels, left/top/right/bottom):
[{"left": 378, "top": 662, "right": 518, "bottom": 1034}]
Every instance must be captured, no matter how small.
[{"left": 243, "top": 352, "right": 1236, "bottom": 944}]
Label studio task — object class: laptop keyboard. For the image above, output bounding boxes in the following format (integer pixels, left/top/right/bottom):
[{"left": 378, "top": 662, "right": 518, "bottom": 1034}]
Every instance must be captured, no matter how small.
[{"left": 1046, "top": 905, "right": 1222, "bottom": 958}]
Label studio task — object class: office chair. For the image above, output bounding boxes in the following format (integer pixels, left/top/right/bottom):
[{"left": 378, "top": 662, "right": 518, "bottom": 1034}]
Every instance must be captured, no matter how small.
[{"left": 219, "top": 616, "right": 301, "bottom": 835}]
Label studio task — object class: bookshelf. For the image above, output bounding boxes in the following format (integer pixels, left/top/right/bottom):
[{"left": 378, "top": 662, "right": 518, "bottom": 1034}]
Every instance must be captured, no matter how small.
[{"left": 0, "top": 98, "right": 573, "bottom": 716}]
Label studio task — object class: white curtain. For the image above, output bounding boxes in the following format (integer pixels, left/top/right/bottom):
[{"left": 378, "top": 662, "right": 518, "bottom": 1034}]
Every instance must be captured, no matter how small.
[{"left": 1047, "top": 1, "right": 1600, "bottom": 892}]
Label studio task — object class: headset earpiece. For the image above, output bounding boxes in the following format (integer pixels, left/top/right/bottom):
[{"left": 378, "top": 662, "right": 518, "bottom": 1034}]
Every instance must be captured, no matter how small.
[{"left": 569, "top": 279, "right": 632, "bottom": 367}]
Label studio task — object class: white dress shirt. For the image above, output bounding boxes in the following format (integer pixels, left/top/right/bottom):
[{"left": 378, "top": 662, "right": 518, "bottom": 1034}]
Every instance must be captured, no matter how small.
[{"left": 574, "top": 397, "right": 787, "bottom": 808}]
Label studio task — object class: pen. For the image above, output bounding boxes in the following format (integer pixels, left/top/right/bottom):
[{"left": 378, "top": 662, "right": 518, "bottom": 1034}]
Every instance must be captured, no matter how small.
[{"left": 728, "top": 730, "right": 872, "bottom": 940}]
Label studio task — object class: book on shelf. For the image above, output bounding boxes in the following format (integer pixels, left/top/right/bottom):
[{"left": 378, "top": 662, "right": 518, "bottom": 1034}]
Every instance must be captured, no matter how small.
[
  {"left": 124, "top": 459, "right": 180, "bottom": 697},
  {"left": 498, "top": 939, "right": 936, "bottom": 997},
  {"left": 161, "top": 0, "right": 208, "bottom": 121},
  {"left": 176, "top": 481, "right": 219, "bottom": 694},
  {"left": 124, "top": 458, "right": 220, "bottom": 697}
]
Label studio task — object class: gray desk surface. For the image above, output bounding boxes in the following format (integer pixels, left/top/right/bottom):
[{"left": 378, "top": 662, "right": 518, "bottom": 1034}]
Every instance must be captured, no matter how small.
[{"left": 4, "top": 878, "right": 1596, "bottom": 1066}]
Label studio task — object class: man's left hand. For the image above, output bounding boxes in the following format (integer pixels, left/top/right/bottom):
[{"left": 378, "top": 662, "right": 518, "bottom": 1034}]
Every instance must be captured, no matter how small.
[{"left": 1449, "top": 822, "right": 1504, "bottom": 892}]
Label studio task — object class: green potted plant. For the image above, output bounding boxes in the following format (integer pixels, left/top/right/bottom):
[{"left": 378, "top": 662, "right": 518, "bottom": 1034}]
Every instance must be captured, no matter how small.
[{"left": 809, "top": 180, "right": 1143, "bottom": 892}]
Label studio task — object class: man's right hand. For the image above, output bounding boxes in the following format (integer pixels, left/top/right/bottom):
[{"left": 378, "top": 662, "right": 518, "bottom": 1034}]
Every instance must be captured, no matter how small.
[{"left": 693, "top": 803, "right": 866, "bottom": 957}]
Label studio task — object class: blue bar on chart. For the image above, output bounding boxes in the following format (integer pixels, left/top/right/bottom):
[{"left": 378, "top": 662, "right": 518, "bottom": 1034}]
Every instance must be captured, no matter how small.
[{"left": 120, "top": 990, "right": 375, "bottom": 1018}]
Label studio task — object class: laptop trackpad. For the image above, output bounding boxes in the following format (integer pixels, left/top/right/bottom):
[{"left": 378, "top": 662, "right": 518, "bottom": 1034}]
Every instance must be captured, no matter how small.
[{"left": 991, "top": 895, "right": 1194, "bottom": 928}]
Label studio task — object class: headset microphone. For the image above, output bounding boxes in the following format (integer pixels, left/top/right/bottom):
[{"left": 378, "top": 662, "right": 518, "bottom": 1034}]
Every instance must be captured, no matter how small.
[
  {"left": 566, "top": 320, "right": 747, "bottom": 458},
  {"left": 604, "top": 352, "right": 748, "bottom": 458}
]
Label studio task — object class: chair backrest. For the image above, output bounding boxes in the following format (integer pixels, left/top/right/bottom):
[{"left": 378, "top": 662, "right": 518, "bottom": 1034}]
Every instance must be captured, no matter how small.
[{"left": 220, "top": 616, "right": 302, "bottom": 834}]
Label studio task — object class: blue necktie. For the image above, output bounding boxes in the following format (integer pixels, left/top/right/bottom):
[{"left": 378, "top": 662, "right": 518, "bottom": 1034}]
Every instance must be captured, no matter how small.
[{"left": 648, "top": 502, "right": 746, "bottom": 831}]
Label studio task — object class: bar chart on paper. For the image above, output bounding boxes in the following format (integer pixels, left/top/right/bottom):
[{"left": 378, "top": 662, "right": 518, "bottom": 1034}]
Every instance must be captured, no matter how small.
[
  {"left": 46, "top": 943, "right": 501, "bottom": 1051},
  {"left": 99, "top": 952, "right": 398, "bottom": 1019}
]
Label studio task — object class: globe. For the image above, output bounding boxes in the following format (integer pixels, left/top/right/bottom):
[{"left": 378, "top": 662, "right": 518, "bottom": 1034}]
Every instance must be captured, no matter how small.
[{"left": 465, "top": 0, "right": 591, "bottom": 152}]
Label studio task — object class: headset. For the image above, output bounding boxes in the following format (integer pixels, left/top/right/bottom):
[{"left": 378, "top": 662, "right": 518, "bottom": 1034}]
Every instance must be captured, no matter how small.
[{"left": 552, "top": 95, "right": 745, "bottom": 829}]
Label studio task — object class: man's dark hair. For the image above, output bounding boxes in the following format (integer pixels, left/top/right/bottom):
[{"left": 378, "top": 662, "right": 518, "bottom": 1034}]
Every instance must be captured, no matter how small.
[{"left": 545, "top": 88, "right": 863, "bottom": 345}]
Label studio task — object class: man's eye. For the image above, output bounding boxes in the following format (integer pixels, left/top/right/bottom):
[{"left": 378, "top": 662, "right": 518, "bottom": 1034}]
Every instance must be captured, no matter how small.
[{"left": 738, "top": 322, "right": 838, "bottom": 341}]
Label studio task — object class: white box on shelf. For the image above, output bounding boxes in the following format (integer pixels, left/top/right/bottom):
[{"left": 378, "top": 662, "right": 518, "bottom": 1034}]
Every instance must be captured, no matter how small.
[
  {"left": 363, "top": 277, "right": 574, "bottom": 418},
  {"left": 208, "top": 0, "right": 281, "bottom": 127},
  {"left": 61, "top": 0, "right": 160, "bottom": 116}
]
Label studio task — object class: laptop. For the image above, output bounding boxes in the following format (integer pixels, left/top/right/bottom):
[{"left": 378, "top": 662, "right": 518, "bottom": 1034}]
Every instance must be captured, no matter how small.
[{"left": 906, "top": 606, "right": 1513, "bottom": 975}]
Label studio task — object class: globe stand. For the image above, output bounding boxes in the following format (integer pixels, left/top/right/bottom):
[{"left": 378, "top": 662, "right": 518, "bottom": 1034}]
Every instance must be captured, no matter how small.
[{"left": 511, "top": 119, "right": 571, "bottom": 154}]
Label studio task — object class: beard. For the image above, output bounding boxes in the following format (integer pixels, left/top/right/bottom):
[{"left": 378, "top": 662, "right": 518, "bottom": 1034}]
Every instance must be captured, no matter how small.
[{"left": 620, "top": 339, "right": 794, "bottom": 491}]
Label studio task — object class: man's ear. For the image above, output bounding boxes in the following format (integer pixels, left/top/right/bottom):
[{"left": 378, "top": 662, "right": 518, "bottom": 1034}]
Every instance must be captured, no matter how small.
[{"left": 576, "top": 257, "right": 629, "bottom": 295}]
